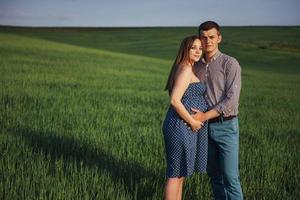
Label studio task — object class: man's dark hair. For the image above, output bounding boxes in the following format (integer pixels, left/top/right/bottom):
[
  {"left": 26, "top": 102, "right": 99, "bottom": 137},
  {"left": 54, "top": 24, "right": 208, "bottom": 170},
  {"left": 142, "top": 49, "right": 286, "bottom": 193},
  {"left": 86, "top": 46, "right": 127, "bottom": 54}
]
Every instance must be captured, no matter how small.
[{"left": 198, "top": 21, "right": 220, "bottom": 36}]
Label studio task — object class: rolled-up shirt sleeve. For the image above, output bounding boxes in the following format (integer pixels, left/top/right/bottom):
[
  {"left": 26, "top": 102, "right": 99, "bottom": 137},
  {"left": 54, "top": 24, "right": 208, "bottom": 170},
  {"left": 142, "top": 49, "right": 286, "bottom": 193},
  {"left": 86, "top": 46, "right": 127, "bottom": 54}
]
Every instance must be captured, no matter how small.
[{"left": 214, "top": 58, "right": 241, "bottom": 116}]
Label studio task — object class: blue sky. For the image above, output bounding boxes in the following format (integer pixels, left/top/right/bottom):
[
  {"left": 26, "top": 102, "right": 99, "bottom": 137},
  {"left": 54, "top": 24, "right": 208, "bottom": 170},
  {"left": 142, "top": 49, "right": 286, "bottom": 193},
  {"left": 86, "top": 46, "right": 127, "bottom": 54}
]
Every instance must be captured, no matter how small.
[{"left": 0, "top": 0, "right": 299, "bottom": 27}]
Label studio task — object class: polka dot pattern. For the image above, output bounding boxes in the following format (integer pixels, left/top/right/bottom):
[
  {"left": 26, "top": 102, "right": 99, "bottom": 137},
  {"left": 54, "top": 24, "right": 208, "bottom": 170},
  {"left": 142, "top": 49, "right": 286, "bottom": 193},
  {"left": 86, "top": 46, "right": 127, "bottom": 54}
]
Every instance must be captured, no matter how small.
[{"left": 162, "top": 82, "right": 208, "bottom": 178}]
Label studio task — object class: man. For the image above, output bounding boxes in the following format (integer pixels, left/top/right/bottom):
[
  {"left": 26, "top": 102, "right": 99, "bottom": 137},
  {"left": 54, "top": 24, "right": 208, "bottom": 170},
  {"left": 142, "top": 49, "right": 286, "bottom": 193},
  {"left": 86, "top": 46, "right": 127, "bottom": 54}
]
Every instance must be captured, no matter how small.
[{"left": 192, "top": 21, "right": 243, "bottom": 199}]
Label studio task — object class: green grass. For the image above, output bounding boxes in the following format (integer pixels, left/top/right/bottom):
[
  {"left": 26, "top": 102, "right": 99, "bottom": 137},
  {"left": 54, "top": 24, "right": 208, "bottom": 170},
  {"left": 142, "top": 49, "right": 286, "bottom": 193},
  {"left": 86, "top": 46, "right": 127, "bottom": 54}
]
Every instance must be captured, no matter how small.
[{"left": 0, "top": 26, "right": 300, "bottom": 199}]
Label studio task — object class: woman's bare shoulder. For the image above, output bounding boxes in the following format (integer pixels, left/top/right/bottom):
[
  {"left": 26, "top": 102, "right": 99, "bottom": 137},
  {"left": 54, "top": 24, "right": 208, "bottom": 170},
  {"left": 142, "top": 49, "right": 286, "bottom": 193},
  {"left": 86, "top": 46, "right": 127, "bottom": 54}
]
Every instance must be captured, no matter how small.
[{"left": 177, "top": 65, "right": 193, "bottom": 74}]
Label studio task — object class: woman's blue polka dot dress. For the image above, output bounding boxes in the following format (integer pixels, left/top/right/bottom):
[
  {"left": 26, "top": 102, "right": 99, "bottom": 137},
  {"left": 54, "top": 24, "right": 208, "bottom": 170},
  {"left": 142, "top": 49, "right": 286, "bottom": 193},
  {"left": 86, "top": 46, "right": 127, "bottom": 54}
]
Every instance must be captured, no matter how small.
[{"left": 162, "top": 82, "right": 208, "bottom": 178}]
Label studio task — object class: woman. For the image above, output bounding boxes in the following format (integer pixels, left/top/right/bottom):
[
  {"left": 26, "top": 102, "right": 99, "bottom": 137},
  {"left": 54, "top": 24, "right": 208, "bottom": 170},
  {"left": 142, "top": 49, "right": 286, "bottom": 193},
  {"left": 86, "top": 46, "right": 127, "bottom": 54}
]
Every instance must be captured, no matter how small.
[{"left": 162, "top": 35, "right": 208, "bottom": 200}]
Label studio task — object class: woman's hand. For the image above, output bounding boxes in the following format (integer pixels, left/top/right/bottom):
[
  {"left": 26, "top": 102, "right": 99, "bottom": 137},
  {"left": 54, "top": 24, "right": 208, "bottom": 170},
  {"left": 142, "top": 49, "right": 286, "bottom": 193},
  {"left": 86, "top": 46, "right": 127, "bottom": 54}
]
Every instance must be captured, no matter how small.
[{"left": 190, "top": 119, "right": 203, "bottom": 132}]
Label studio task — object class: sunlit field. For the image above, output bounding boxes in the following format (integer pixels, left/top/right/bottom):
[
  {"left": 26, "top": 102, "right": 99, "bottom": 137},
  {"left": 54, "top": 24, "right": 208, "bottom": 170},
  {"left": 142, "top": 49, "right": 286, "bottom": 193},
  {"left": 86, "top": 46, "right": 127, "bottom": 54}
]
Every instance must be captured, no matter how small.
[{"left": 1, "top": 26, "right": 300, "bottom": 199}]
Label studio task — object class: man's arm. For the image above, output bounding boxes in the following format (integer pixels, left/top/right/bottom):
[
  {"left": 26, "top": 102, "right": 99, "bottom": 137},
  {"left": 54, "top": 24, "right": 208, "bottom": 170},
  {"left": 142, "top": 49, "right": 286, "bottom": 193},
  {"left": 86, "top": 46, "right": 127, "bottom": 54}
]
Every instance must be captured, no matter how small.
[
  {"left": 192, "top": 58, "right": 241, "bottom": 121},
  {"left": 191, "top": 108, "right": 220, "bottom": 122},
  {"left": 213, "top": 58, "right": 241, "bottom": 116}
]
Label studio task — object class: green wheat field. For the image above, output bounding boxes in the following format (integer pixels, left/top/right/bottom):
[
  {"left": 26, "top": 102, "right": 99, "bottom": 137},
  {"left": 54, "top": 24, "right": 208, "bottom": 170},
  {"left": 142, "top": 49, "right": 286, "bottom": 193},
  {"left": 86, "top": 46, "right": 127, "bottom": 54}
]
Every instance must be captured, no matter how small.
[{"left": 0, "top": 26, "right": 300, "bottom": 199}]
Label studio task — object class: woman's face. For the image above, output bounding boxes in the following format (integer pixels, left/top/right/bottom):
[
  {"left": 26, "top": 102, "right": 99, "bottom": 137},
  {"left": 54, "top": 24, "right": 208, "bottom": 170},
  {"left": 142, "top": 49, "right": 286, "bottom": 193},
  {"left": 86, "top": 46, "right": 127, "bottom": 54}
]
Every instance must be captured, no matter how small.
[{"left": 189, "top": 38, "right": 202, "bottom": 63}]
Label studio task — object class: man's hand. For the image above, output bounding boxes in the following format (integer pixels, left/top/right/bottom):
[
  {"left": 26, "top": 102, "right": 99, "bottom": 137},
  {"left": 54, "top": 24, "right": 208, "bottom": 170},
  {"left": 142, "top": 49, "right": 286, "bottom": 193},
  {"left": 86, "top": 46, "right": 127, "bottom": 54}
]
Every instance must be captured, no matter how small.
[
  {"left": 192, "top": 108, "right": 221, "bottom": 122},
  {"left": 191, "top": 108, "right": 207, "bottom": 122}
]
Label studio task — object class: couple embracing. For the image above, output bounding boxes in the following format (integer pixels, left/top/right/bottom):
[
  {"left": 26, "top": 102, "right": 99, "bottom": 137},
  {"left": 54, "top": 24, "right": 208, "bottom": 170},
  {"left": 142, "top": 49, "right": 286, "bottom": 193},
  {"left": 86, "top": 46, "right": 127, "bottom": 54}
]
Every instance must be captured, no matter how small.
[{"left": 162, "top": 21, "right": 243, "bottom": 200}]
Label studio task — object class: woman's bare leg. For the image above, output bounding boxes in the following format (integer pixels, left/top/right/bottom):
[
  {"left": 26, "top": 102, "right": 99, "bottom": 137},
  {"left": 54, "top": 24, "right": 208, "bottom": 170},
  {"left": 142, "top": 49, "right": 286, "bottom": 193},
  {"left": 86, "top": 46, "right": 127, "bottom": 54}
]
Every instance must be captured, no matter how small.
[
  {"left": 177, "top": 177, "right": 185, "bottom": 200},
  {"left": 164, "top": 177, "right": 182, "bottom": 200}
]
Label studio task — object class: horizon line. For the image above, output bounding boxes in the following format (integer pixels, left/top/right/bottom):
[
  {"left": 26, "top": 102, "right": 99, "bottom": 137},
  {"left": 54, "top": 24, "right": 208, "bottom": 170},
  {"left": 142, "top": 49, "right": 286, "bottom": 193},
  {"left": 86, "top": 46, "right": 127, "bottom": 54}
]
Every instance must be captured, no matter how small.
[{"left": 1, "top": 24, "right": 300, "bottom": 29}]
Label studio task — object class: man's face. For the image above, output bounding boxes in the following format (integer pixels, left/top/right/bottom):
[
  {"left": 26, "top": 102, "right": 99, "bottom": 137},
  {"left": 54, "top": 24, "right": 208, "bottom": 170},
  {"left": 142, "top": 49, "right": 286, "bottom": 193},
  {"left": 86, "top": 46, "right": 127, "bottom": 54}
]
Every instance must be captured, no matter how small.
[{"left": 200, "top": 28, "right": 222, "bottom": 54}]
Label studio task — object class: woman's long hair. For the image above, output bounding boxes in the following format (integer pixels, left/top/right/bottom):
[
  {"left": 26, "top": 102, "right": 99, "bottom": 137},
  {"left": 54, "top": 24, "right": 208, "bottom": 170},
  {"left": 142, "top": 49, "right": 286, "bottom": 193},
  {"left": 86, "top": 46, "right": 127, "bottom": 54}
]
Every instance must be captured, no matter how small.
[{"left": 165, "top": 35, "right": 199, "bottom": 95}]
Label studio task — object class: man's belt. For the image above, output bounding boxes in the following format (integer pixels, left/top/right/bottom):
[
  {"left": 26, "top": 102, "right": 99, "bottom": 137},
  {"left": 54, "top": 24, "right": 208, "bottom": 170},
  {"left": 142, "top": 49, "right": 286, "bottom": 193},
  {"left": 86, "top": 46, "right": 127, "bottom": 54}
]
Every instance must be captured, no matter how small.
[{"left": 208, "top": 115, "right": 236, "bottom": 123}]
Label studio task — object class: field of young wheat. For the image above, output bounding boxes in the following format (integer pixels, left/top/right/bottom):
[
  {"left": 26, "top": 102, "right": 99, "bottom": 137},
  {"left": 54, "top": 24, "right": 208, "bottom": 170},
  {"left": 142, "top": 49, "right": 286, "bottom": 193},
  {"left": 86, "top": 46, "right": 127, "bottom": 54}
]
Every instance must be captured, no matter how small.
[{"left": 0, "top": 26, "right": 299, "bottom": 199}]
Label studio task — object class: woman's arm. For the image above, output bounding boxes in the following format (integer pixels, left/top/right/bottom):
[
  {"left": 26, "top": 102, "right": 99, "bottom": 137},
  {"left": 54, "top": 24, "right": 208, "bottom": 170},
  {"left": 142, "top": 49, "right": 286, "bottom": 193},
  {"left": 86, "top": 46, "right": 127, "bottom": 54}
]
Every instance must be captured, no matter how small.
[{"left": 170, "top": 67, "right": 201, "bottom": 131}]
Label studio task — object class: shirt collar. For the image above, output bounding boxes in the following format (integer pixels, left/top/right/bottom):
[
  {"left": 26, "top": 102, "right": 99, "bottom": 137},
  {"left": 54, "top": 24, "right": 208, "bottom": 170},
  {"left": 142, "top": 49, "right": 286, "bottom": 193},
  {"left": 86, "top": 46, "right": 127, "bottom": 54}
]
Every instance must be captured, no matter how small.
[{"left": 201, "top": 50, "right": 222, "bottom": 64}]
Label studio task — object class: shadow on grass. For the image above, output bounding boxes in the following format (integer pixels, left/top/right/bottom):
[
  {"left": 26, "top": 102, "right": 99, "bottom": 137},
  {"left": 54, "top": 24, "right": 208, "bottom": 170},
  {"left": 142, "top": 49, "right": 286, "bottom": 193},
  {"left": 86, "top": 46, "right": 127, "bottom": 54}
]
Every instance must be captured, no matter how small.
[{"left": 8, "top": 127, "right": 164, "bottom": 199}]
